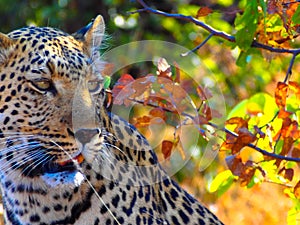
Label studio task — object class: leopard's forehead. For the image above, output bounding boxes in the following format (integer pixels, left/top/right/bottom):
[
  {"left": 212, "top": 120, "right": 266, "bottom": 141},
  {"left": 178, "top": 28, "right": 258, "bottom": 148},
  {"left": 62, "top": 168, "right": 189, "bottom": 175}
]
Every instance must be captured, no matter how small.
[
  {"left": 8, "top": 26, "right": 69, "bottom": 39},
  {"left": 6, "top": 26, "right": 92, "bottom": 80}
]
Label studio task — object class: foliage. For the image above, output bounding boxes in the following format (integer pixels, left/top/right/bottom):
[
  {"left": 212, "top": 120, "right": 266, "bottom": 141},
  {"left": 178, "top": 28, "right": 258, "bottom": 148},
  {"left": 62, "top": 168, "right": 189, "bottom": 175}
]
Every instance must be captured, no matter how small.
[
  {"left": 1, "top": 0, "right": 300, "bottom": 224},
  {"left": 114, "top": 1, "right": 300, "bottom": 224}
]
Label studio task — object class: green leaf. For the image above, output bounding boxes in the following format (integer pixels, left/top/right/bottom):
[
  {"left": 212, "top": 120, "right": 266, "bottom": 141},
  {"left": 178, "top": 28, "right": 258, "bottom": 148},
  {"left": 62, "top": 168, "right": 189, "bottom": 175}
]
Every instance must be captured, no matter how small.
[
  {"left": 292, "top": 5, "right": 300, "bottom": 24},
  {"left": 103, "top": 76, "right": 111, "bottom": 89},
  {"left": 287, "top": 203, "right": 300, "bottom": 225},
  {"left": 227, "top": 99, "right": 247, "bottom": 119},
  {"left": 236, "top": 50, "right": 248, "bottom": 67},
  {"left": 235, "top": 24, "right": 257, "bottom": 50},
  {"left": 209, "top": 170, "right": 236, "bottom": 197},
  {"left": 234, "top": 0, "right": 259, "bottom": 50}
]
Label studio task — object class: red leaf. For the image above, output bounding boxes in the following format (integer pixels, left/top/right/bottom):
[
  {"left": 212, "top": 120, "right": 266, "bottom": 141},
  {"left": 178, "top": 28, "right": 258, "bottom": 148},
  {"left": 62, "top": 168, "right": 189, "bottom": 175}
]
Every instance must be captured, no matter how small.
[
  {"left": 226, "top": 155, "right": 244, "bottom": 176},
  {"left": 279, "top": 168, "right": 294, "bottom": 182},
  {"left": 231, "top": 129, "right": 256, "bottom": 154},
  {"left": 112, "top": 74, "right": 135, "bottom": 104},
  {"left": 267, "top": 0, "right": 282, "bottom": 14},
  {"left": 162, "top": 140, "right": 173, "bottom": 159}
]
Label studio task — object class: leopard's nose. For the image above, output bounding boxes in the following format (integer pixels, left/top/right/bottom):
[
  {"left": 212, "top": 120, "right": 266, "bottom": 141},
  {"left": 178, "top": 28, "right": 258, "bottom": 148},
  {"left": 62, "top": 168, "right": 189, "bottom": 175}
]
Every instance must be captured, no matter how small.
[{"left": 75, "top": 128, "right": 99, "bottom": 145}]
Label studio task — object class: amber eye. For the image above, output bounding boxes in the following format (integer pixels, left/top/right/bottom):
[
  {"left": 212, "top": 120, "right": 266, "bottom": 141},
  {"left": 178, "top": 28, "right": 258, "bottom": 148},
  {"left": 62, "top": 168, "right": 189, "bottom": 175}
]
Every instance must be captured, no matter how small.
[
  {"left": 88, "top": 80, "right": 102, "bottom": 93},
  {"left": 30, "top": 78, "right": 54, "bottom": 93}
]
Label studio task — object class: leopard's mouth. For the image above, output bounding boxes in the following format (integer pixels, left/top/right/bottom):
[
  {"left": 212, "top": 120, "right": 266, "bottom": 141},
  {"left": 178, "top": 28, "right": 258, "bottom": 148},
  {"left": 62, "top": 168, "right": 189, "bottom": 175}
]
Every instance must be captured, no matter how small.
[
  {"left": 23, "top": 154, "right": 85, "bottom": 177},
  {"left": 57, "top": 154, "right": 84, "bottom": 167}
]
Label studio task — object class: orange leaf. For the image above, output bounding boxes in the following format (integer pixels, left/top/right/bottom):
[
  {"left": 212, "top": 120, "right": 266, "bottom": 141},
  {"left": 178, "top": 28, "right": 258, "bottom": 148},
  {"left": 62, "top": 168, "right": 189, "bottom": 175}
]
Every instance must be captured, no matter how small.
[
  {"left": 106, "top": 90, "right": 113, "bottom": 108},
  {"left": 289, "top": 81, "right": 300, "bottom": 99},
  {"left": 278, "top": 109, "right": 292, "bottom": 119},
  {"left": 281, "top": 137, "right": 293, "bottom": 156},
  {"left": 134, "top": 115, "right": 151, "bottom": 128},
  {"left": 196, "top": 7, "right": 213, "bottom": 18},
  {"left": 240, "top": 166, "right": 256, "bottom": 187},
  {"left": 226, "top": 117, "right": 249, "bottom": 132},
  {"left": 149, "top": 108, "right": 167, "bottom": 121},
  {"left": 202, "top": 103, "right": 212, "bottom": 121},
  {"left": 293, "top": 180, "right": 300, "bottom": 199},
  {"left": 162, "top": 140, "right": 173, "bottom": 160},
  {"left": 275, "top": 82, "right": 288, "bottom": 109},
  {"left": 280, "top": 118, "right": 298, "bottom": 138},
  {"left": 291, "top": 147, "right": 300, "bottom": 158}
]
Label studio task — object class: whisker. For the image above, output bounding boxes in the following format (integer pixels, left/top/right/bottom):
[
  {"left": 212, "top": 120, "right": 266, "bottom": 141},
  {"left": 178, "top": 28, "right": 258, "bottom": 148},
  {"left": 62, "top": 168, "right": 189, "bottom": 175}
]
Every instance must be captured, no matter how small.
[
  {"left": 2, "top": 148, "right": 43, "bottom": 176},
  {"left": 20, "top": 153, "right": 52, "bottom": 177}
]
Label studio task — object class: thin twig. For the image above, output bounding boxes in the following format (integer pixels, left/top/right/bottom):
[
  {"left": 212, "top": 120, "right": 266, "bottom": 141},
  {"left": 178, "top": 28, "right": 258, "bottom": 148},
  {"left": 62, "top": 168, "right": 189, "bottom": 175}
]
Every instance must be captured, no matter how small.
[
  {"left": 181, "top": 33, "right": 214, "bottom": 56},
  {"left": 135, "top": 0, "right": 300, "bottom": 55},
  {"left": 284, "top": 53, "right": 297, "bottom": 83}
]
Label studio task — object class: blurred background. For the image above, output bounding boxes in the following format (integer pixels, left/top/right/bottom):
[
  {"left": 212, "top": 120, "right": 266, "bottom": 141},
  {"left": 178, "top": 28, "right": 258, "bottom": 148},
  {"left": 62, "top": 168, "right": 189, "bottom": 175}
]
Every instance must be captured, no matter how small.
[{"left": 0, "top": 0, "right": 298, "bottom": 224}]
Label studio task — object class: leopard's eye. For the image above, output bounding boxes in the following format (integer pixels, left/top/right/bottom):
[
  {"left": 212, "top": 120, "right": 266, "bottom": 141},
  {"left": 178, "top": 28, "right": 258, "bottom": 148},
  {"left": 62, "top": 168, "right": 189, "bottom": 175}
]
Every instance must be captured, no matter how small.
[
  {"left": 30, "top": 78, "right": 54, "bottom": 93},
  {"left": 88, "top": 80, "right": 102, "bottom": 94}
]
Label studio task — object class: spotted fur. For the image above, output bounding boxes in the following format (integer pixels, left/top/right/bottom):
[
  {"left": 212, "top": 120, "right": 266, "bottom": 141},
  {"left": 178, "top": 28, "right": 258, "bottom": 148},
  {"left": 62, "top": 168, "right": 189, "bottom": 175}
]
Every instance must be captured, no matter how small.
[{"left": 0, "top": 15, "right": 224, "bottom": 225}]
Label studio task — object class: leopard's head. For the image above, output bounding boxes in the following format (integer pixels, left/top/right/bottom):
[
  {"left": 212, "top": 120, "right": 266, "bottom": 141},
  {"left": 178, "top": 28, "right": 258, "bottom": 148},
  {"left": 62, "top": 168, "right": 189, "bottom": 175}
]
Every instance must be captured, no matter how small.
[{"left": 0, "top": 15, "right": 107, "bottom": 187}]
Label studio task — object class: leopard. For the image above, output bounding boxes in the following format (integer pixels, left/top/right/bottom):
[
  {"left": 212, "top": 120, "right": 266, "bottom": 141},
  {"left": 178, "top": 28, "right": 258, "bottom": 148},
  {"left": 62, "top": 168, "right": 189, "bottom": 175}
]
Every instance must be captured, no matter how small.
[{"left": 0, "top": 15, "right": 224, "bottom": 225}]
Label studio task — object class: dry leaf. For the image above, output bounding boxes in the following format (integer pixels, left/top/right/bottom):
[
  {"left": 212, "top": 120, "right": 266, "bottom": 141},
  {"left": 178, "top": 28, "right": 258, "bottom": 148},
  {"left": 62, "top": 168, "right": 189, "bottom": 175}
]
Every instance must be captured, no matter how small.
[{"left": 196, "top": 7, "right": 213, "bottom": 18}]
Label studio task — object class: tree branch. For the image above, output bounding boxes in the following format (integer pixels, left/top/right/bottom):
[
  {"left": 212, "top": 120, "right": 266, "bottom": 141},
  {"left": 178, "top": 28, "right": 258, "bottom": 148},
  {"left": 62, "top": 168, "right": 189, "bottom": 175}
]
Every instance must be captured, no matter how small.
[
  {"left": 124, "top": 97, "right": 300, "bottom": 163},
  {"left": 208, "top": 122, "right": 300, "bottom": 163},
  {"left": 284, "top": 53, "right": 297, "bottom": 83},
  {"left": 135, "top": 0, "right": 300, "bottom": 55},
  {"left": 131, "top": 1, "right": 300, "bottom": 163},
  {"left": 181, "top": 33, "right": 214, "bottom": 57}
]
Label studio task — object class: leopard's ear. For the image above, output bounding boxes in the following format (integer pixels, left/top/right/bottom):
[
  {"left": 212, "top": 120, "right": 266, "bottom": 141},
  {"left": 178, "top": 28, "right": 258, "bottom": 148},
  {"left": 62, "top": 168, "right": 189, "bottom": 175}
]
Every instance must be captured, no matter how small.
[
  {"left": 0, "top": 33, "right": 15, "bottom": 65},
  {"left": 72, "top": 15, "right": 105, "bottom": 57}
]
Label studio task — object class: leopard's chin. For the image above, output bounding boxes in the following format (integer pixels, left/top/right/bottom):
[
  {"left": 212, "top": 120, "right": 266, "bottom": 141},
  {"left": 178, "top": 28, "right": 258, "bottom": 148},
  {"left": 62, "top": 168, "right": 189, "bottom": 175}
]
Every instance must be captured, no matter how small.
[
  {"left": 40, "top": 153, "right": 85, "bottom": 188},
  {"left": 41, "top": 170, "right": 85, "bottom": 188}
]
